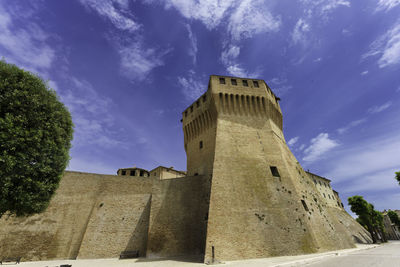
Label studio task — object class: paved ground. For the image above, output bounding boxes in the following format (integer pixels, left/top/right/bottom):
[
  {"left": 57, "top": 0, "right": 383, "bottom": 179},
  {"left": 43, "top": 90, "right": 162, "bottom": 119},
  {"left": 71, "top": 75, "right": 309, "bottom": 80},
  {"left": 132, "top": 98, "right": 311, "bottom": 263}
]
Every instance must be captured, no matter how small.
[
  {"left": 13, "top": 242, "right": 397, "bottom": 267},
  {"left": 301, "top": 241, "right": 400, "bottom": 267}
]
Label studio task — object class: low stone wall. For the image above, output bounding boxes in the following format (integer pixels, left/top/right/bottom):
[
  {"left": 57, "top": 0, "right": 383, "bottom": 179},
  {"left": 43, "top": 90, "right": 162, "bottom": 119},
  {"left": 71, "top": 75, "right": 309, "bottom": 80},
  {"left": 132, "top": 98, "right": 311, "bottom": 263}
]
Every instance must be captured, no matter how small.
[{"left": 0, "top": 171, "right": 153, "bottom": 261}]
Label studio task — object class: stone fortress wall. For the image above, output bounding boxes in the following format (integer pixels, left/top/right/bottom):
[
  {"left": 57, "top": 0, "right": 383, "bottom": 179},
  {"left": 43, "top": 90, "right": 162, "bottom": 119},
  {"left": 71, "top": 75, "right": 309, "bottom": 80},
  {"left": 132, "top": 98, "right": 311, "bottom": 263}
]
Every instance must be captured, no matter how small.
[{"left": 0, "top": 75, "right": 373, "bottom": 263}]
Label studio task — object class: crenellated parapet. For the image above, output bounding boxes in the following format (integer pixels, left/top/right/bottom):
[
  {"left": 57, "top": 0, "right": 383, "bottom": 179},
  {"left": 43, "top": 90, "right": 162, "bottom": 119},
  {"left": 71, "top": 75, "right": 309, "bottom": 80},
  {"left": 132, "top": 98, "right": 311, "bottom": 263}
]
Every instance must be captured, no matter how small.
[{"left": 181, "top": 75, "right": 283, "bottom": 149}]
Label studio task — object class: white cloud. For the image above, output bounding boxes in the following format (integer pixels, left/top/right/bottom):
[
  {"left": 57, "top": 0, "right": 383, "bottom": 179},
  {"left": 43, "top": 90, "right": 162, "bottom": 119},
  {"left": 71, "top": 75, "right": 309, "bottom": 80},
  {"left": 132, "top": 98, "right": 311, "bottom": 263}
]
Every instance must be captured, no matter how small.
[
  {"left": 337, "top": 118, "right": 367, "bottom": 134},
  {"left": 78, "top": 0, "right": 167, "bottom": 81},
  {"left": 178, "top": 70, "right": 207, "bottom": 101},
  {"left": 221, "top": 45, "right": 241, "bottom": 65},
  {"left": 163, "top": 0, "right": 280, "bottom": 40},
  {"left": 269, "top": 77, "right": 293, "bottom": 96},
  {"left": 227, "top": 0, "right": 280, "bottom": 41},
  {"left": 361, "top": 70, "right": 369, "bottom": 75},
  {"left": 118, "top": 42, "right": 166, "bottom": 81},
  {"left": 79, "top": 0, "right": 139, "bottom": 32},
  {"left": 367, "top": 101, "right": 392, "bottom": 114},
  {"left": 0, "top": 4, "right": 55, "bottom": 74},
  {"left": 59, "top": 77, "right": 124, "bottom": 149},
  {"left": 288, "top": 137, "right": 299, "bottom": 146},
  {"left": 341, "top": 168, "right": 399, "bottom": 193},
  {"left": 314, "top": 57, "right": 322, "bottom": 62},
  {"left": 292, "top": 18, "right": 310, "bottom": 45},
  {"left": 185, "top": 24, "right": 198, "bottom": 64},
  {"left": 303, "top": 133, "right": 339, "bottom": 162},
  {"left": 300, "top": 0, "right": 350, "bottom": 17},
  {"left": 299, "top": 144, "right": 306, "bottom": 151},
  {"left": 376, "top": 0, "right": 400, "bottom": 12},
  {"left": 325, "top": 134, "right": 400, "bottom": 184},
  {"left": 362, "top": 21, "right": 400, "bottom": 68}
]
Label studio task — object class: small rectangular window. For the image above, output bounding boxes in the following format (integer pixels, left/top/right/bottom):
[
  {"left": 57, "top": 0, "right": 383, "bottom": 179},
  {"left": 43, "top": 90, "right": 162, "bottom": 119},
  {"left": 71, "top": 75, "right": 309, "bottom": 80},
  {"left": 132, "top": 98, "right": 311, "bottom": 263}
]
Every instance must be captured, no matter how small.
[
  {"left": 301, "top": 200, "right": 309, "bottom": 211},
  {"left": 253, "top": 81, "right": 259, "bottom": 87},
  {"left": 140, "top": 170, "right": 144, "bottom": 176},
  {"left": 185, "top": 111, "right": 188, "bottom": 117},
  {"left": 121, "top": 170, "right": 126, "bottom": 175},
  {"left": 231, "top": 79, "right": 237, "bottom": 85},
  {"left": 130, "top": 170, "right": 135, "bottom": 176},
  {"left": 190, "top": 106, "right": 193, "bottom": 112},
  {"left": 219, "top": 77, "right": 226, "bottom": 84},
  {"left": 270, "top": 166, "right": 280, "bottom": 177},
  {"left": 203, "top": 94, "right": 207, "bottom": 102},
  {"left": 323, "top": 193, "right": 326, "bottom": 198},
  {"left": 242, "top": 80, "right": 248, "bottom": 86},
  {"left": 199, "top": 140, "right": 203, "bottom": 149},
  {"left": 313, "top": 179, "right": 317, "bottom": 184},
  {"left": 196, "top": 100, "right": 200, "bottom": 107}
]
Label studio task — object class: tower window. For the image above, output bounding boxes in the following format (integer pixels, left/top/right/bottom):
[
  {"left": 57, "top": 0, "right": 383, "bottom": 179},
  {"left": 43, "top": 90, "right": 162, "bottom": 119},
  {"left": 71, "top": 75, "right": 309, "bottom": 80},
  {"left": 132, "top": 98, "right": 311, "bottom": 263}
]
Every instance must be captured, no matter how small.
[
  {"left": 231, "top": 79, "right": 237, "bottom": 85},
  {"left": 199, "top": 140, "right": 203, "bottom": 149},
  {"left": 130, "top": 170, "right": 135, "bottom": 176},
  {"left": 219, "top": 77, "right": 226, "bottom": 84},
  {"left": 196, "top": 100, "right": 200, "bottom": 107},
  {"left": 185, "top": 111, "right": 188, "bottom": 117},
  {"left": 121, "top": 170, "right": 126, "bottom": 175},
  {"left": 253, "top": 81, "right": 259, "bottom": 87},
  {"left": 242, "top": 80, "right": 248, "bottom": 86},
  {"left": 203, "top": 94, "right": 207, "bottom": 102},
  {"left": 301, "top": 200, "right": 309, "bottom": 211},
  {"left": 270, "top": 166, "right": 280, "bottom": 177}
]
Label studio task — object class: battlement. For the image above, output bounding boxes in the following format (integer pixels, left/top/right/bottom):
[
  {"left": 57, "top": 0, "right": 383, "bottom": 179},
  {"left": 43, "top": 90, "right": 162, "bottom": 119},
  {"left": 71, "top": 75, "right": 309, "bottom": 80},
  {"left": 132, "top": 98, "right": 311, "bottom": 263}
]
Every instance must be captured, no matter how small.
[{"left": 181, "top": 75, "right": 283, "bottom": 146}]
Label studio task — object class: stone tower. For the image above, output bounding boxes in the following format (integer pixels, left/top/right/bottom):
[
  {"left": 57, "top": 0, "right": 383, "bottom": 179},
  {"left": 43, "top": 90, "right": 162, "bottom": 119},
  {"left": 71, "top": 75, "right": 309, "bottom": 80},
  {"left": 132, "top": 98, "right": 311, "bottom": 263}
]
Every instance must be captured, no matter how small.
[{"left": 181, "top": 75, "right": 371, "bottom": 263}]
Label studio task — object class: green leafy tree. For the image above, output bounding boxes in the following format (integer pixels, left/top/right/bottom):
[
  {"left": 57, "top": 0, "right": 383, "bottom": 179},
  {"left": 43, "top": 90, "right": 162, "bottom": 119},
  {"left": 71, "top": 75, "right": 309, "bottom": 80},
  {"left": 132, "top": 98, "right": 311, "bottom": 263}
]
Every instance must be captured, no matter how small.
[
  {"left": 348, "top": 196, "right": 378, "bottom": 243},
  {"left": 0, "top": 60, "right": 73, "bottom": 217},
  {"left": 387, "top": 210, "right": 400, "bottom": 227},
  {"left": 395, "top": 171, "right": 400, "bottom": 186},
  {"left": 371, "top": 208, "right": 386, "bottom": 242}
]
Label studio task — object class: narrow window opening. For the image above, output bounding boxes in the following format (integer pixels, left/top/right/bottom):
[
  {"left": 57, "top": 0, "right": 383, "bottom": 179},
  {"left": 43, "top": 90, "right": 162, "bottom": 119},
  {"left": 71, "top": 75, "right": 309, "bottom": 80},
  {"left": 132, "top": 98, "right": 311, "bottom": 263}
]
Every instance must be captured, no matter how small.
[
  {"left": 140, "top": 170, "right": 144, "bottom": 176},
  {"left": 328, "top": 194, "right": 331, "bottom": 199},
  {"left": 121, "top": 170, "right": 126, "bottom": 175},
  {"left": 203, "top": 94, "right": 207, "bottom": 102},
  {"left": 199, "top": 140, "right": 203, "bottom": 149},
  {"left": 190, "top": 106, "right": 193, "bottom": 112},
  {"left": 337, "top": 201, "right": 340, "bottom": 207},
  {"left": 130, "top": 170, "right": 135, "bottom": 176},
  {"left": 185, "top": 111, "right": 188, "bottom": 117},
  {"left": 313, "top": 179, "right": 317, "bottom": 184},
  {"left": 253, "top": 81, "right": 259, "bottom": 87},
  {"left": 231, "top": 79, "right": 237, "bottom": 85},
  {"left": 270, "top": 166, "right": 280, "bottom": 177},
  {"left": 196, "top": 100, "right": 200, "bottom": 107},
  {"left": 194, "top": 173, "right": 199, "bottom": 176},
  {"left": 242, "top": 80, "right": 248, "bottom": 86},
  {"left": 219, "top": 77, "right": 226, "bottom": 84},
  {"left": 341, "top": 203, "right": 344, "bottom": 208},
  {"left": 301, "top": 200, "right": 309, "bottom": 212},
  {"left": 323, "top": 193, "right": 326, "bottom": 198}
]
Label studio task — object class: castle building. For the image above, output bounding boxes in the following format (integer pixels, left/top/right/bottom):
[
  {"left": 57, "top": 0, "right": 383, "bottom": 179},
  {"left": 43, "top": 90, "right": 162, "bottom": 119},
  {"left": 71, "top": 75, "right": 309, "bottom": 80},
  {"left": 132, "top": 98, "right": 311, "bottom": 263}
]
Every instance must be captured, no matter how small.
[{"left": 0, "top": 75, "right": 372, "bottom": 263}]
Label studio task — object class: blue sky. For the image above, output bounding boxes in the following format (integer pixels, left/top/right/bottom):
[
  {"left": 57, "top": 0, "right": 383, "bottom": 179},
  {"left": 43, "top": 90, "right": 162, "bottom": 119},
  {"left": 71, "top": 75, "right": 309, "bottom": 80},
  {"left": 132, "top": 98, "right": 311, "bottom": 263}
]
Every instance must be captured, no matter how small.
[{"left": 1, "top": 0, "right": 399, "bottom": 213}]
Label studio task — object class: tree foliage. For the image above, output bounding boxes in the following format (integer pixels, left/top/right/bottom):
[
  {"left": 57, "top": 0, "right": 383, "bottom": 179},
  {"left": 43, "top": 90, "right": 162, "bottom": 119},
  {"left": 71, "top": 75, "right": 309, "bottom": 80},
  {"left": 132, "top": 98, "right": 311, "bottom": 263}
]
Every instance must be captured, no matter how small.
[
  {"left": 387, "top": 210, "right": 400, "bottom": 227},
  {"left": 395, "top": 171, "right": 400, "bottom": 186},
  {"left": 0, "top": 60, "right": 73, "bottom": 217},
  {"left": 348, "top": 195, "right": 386, "bottom": 243}
]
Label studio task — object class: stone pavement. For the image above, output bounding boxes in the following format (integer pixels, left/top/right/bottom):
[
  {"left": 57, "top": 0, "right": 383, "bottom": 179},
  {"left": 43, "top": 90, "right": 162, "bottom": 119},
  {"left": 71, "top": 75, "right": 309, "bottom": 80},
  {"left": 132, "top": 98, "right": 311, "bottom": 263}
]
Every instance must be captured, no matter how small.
[{"left": 15, "top": 243, "right": 382, "bottom": 267}]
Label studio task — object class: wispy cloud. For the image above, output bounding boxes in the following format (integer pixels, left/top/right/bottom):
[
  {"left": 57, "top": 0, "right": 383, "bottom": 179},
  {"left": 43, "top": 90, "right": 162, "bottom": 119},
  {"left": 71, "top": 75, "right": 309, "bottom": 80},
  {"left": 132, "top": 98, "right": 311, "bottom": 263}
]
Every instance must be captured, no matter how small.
[
  {"left": 0, "top": 3, "right": 55, "bottom": 75},
  {"left": 117, "top": 42, "right": 166, "bottom": 81},
  {"left": 361, "top": 70, "right": 369, "bottom": 75},
  {"left": 227, "top": 0, "right": 280, "bottom": 41},
  {"left": 288, "top": 136, "right": 299, "bottom": 146},
  {"left": 269, "top": 77, "right": 293, "bottom": 96},
  {"left": 367, "top": 101, "right": 392, "bottom": 114},
  {"left": 325, "top": 133, "right": 400, "bottom": 184},
  {"left": 362, "top": 21, "right": 400, "bottom": 68},
  {"left": 185, "top": 24, "right": 198, "bottom": 65},
  {"left": 291, "top": 18, "right": 310, "bottom": 45},
  {"left": 376, "top": 0, "right": 400, "bottom": 12},
  {"left": 60, "top": 77, "right": 124, "bottom": 148},
  {"left": 78, "top": 0, "right": 167, "bottom": 81},
  {"left": 177, "top": 70, "right": 207, "bottom": 101},
  {"left": 79, "top": 0, "right": 139, "bottom": 32},
  {"left": 337, "top": 118, "right": 367, "bottom": 134},
  {"left": 303, "top": 133, "right": 339, "bottom": 162},
  {"left": 163, "top": 0, "right": 280, "bottom": 40}
]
